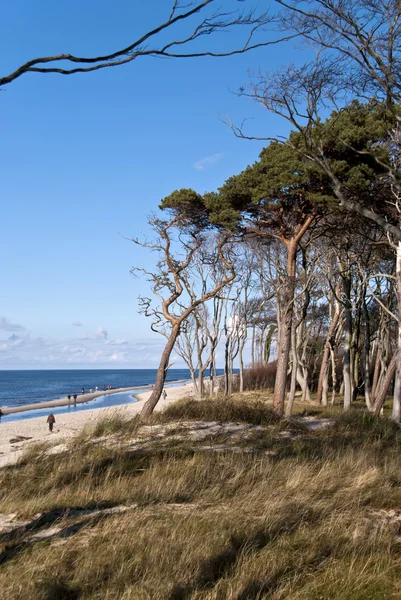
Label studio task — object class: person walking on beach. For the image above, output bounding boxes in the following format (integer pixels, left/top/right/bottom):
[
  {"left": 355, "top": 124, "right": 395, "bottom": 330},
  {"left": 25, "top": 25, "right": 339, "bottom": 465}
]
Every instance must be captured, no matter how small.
[
  {"left": 0, "top": 408, "right": 4, "bottom": 421},
  {"left": 90, "top": 388, "right": 93, "bottom": 394},
  {"left": 162, "top": 390, "right": 167, "bottom": 401},
  {"left": 82, "top": 387, "right": 85, "bottom": 395},
  {"left": 95, "top": 386, "right": 98, "bottom": 392},
  {"left": 73, "top": 393, "right": 77, "bottom": 406},
  {"left": 67, "top": 394, "right": 71, "bottom": 404},
  {"left": 47, "top": 413, "right": 56, "bottom": 432}
]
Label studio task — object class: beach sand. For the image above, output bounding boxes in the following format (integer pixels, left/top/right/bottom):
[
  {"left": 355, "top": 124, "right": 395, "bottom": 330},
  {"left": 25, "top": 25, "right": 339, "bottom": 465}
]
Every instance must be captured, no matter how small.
[{"left": 0, "top": 383, "right": 194, "bottom": 468}]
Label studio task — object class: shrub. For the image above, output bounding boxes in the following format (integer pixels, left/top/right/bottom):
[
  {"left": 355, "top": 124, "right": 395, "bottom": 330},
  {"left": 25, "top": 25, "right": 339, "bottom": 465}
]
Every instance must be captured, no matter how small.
[{"left": 243, "top": 362, "right": 277, "bottom": 391}]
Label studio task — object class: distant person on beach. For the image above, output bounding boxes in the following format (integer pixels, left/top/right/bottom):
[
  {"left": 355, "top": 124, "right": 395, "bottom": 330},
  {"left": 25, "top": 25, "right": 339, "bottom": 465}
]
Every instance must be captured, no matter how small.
[
  {"left": 47, "top": 413, "right": 56, "bottom": 432},
  {"left": 0, "top": 408, "right": 4, "bottom": 420},
  {"left": 67, "top": 394, "right": 71, "bottom": 403},
  {"left": 95, "top": 386, "right": 98, "bottom": 392},
  {"left": 108, "top": 384, "right": 111, "bottom": 390},
  {"left": 82, "top": 387, "right": 85, "bottom": 395},
  {"left": 73, "top": 394, "right": 77, "bottom": 406},
  {"left": 90, "top": 388, "right": 93, "bottom": 394},
  {"left": 162, "top": 390, "right": 167, "bottom": 400}
]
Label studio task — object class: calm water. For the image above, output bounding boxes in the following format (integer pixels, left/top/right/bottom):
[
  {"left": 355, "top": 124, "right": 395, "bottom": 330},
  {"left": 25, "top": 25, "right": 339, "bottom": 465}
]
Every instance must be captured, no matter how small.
[
  {"left": 0, "top": 369, "right": 214, "bottom": 407},
  {"left": 0, "top": 369, "right": 220, "bottom": 423}
]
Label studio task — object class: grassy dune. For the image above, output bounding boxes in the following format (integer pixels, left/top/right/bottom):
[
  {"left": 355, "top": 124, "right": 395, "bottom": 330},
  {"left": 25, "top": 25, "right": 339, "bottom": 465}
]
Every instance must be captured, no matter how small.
[{"left": 1, "top": 395, "right": 401, "bottom": 599}]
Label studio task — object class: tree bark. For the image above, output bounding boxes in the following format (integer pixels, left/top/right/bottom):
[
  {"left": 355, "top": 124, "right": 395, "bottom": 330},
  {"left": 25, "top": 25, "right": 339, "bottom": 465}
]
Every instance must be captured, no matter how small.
[
  {"left": 392, "top": 241, "right": 401, "bottom": 422},
  {"left": 273, "top": 239, "right": 297, "bottom": 415},
  {"left": 141, "top": 324, "right": 181, "bottom": 418},
  {"left": 239, "top": 340, "right": 245, "bottom": 393},
  {"left": 371, "top": 337, "right": 382, "bottom": 402},
  {"left": 373, "top": 351, "right": 400, "bottom": 417},
  {"left": 251, "top": 325, "right": 256, "bottom": 368},
  {"left": 285, "top": 321, "right": 298, "bottom": 417},
  {"left": 316, "top": 297, "right": 341, "bottom": 404},
  {"left": 264, "top": 325, "right": 275, "bottom": 364},
  {"left": 362, "top": 295, "right": 373, "bottom": 410},
  {"left": 342, "top": 272, "right": 352, "bottom": 411},
  {"left": 328, "top": 347, "right": 335, "bottom": 405}
]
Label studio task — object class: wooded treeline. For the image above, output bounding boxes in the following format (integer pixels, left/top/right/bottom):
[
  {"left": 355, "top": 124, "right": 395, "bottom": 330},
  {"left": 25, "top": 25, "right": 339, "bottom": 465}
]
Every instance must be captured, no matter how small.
[{"left": 134, "top": 1, "right": 401, "bottom": 421}]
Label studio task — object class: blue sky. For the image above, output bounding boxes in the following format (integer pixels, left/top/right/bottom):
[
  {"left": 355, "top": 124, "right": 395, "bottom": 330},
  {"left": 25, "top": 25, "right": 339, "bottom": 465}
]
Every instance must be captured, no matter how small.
[{"left": 1, "top": 0, "right": 303, "bottom": 369}]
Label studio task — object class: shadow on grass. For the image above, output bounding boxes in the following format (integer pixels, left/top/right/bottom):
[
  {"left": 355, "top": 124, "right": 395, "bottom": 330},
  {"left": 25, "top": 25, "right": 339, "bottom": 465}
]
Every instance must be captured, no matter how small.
[
  {"left": 33, "top": 577, "right": 81, "bottom": 600},
  {"left": 0, "top": 507, "right": 128, "bottom": 567},
  {"left": 168, "top": 507, "right": 320, "bottom": 600}
]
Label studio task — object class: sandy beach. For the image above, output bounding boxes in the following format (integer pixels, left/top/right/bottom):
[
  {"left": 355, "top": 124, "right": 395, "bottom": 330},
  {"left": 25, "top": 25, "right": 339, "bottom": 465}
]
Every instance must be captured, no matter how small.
[{"left": 0, "top": 383, "right": 194, "bottom": 468}]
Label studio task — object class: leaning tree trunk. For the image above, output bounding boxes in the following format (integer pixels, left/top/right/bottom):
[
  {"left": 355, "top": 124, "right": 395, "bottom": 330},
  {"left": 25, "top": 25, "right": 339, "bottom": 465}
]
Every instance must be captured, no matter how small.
[
  {"left": 373, "top": 350, "right": 400, "bottom": 417},
  {"left": 273, "top": 240, "right": 297, "bottom": 416},
  {"left": 316, "top": 299, "right": 341, "bottom": 404},
  {"left": 141, "top": 324, "right": 181, "bottom": 418},
  {"left": 371, "top": 337, "right": 382, "bottom": 402}
]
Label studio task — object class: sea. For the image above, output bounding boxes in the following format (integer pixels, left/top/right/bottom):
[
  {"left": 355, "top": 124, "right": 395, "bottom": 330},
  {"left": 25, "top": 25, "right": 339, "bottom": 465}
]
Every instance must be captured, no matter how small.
[{"left": 0, "top": 369, "right": 220, "bottom": 423}]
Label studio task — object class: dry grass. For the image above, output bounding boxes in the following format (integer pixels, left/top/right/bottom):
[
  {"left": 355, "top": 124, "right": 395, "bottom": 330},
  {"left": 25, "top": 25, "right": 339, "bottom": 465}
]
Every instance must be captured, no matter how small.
[{"left": 1, "top": 397, "right": 401, "bottom": 599}]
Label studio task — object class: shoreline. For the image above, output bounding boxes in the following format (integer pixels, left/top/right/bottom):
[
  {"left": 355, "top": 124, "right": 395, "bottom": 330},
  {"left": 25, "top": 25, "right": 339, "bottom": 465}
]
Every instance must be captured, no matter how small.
[
  {"left": 1, "top": 379, "right": 189, "bottom": 415},
  {"left": 0, "top": 382, "right": 194, "bottom": 468}
]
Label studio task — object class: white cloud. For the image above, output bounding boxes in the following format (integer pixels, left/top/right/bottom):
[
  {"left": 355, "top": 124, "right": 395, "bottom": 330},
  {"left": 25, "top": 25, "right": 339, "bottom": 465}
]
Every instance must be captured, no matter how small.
[
  {"left": 109, "top": 352, "right": 127, "bottom": 361},
  {"left": 0, "top": 316, "right": 25, "bottom": 332},
  {"left": 0, "top": 331, "right": 189, "bottom": 369},
  {"left": 97, "top": 326, "right": 108, "bottom": 340},
  {"left": 193, "top": 153, "right": 223, "bottom": 171},
  {"left": 105, "top": 338, "right": 128, "bottom": 346}
]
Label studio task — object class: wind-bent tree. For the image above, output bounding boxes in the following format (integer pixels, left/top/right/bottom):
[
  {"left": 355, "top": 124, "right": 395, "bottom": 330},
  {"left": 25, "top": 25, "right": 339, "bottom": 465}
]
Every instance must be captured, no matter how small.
[
  {"left": 218, "top": 142, "right": 333, "bottom": 414},
  {"left": 231, "top": 0, "right": 401, "bottom": 417},
  {"left": 0, "top": 1, "right": 291, "bottom": 88},
  {"left": 133, "top": 191, "right": 235, "bottom": 417},
  {"left": 174, "top": 241, "right": 230, "bottom": 398}
]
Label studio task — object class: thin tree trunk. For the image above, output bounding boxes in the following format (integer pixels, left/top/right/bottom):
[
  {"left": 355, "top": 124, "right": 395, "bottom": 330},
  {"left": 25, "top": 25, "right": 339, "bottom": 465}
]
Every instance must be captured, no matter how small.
[
  {"left": 362, "top": 296, "right": 373, "bottom": 410},
  {"left": 239, "top": 339, "right": 245, "bottom": 393},
  {"left": 392, "top": 241, "right": 401, "bottom": 422},
  {"left": 224, "top": 329, "right": 230, "bottom": 396},
  {"left": 330, "top": 346, "right": 337, "bottom": 405},
  {"left": 285, "top": 321, "right": 298, "bottom": 417},
  {"left": 322, "top": 364, "right": 329, "bottom": 406},
  {"left": 251, "top": 325, "right": 256, "bottom": 368},
  {"left": 273, "top": 240, "right": 297, "bottom": 416},
  {"left": 197, "top": 369, "right": 205, "bottom": 399},
  {"left": 316, "top": 299, "right": 341, "bottom": 404},
  {"left": 264, "top": 325, "right": 275, "bottom": 364},
  {"left": 342, "top": 273, "right": 352, "bottom": 411},
  {"left": 141, "top": 324, "right": 181, "bottom": 418},
  {"left": 296, "top": 369, "right": 311, "bottom": 402},
  {"left": 371, "top": 339, "right": 382, "bottom": 402},
  {"left": 373, "top": 351, "right": 400, "bottom": 417}
]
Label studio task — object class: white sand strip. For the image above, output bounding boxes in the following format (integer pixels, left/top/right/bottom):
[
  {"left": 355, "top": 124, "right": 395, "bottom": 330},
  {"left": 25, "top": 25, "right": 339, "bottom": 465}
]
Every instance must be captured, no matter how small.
[
  {"left": 2, "top": 384, "right": 165, "bottom": 415},
  {"left": 0, "top": 383, "right": 194, "bottom": 469}
]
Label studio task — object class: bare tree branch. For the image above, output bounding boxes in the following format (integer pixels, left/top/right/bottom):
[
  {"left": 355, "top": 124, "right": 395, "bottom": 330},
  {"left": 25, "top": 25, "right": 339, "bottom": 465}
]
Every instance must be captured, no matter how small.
[{"left": 0, "top": 1, "right": 296, "bottom": 88}]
